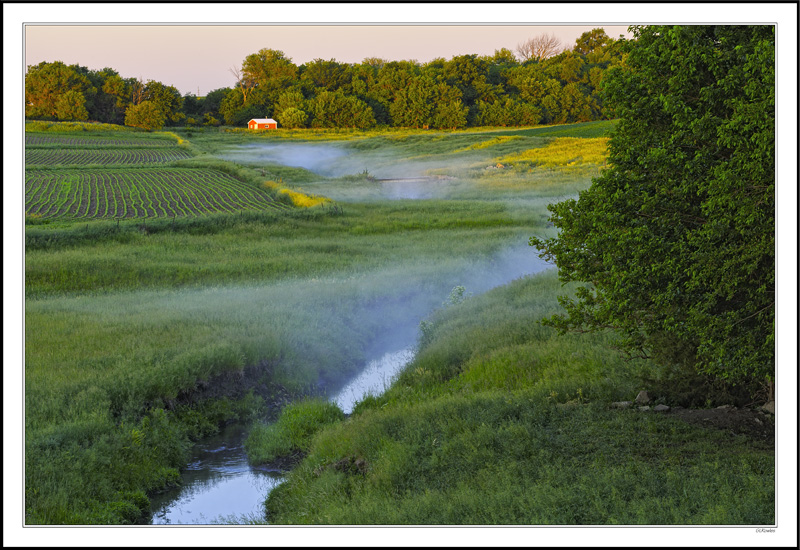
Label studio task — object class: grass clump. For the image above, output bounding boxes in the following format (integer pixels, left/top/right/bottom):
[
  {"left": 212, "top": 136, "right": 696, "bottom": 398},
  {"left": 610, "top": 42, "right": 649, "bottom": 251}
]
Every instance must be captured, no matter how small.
[
  {"left": 245, "top": 399, "right": 345, "bottom": 465},
  {"left": 25, "top": 120, "right": 144, "bottom": 133},
  {"left": 262, "top": 180, "right": 330, "bottom": 208}
]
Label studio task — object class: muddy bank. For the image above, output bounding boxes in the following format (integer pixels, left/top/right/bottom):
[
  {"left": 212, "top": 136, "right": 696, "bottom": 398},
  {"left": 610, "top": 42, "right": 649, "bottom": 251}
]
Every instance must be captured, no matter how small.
[{"left": 166, "top": 359, "right": 295, "bottom": 421}]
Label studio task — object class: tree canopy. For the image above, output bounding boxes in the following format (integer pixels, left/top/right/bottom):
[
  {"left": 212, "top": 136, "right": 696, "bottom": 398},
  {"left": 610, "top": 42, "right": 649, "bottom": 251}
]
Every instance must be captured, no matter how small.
[
  {"left": 26, "top": 29, "right": 629, "bottom": 130},
  {"left": 530, "top": 25, "right": 775, "bottom": 394}
]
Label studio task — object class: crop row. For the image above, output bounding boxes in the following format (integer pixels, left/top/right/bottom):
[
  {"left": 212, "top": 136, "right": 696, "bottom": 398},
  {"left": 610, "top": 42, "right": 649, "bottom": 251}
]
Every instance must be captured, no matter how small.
[
  {"left": 25, "top": 168, "right": 290, "bottom": 219},
  {"left": 25, "top": 135, "right": 177, "bottom": 148},
  {"left": 26, "top": 148, "right": 192, "bottom": 166}
]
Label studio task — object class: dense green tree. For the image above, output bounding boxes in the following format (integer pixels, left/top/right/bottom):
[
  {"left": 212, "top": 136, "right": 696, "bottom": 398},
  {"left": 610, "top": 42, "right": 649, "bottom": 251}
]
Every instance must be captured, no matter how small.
[
  {"left": 573, "top": 28, "right": 615, "bottom": 62},
  {"left": 277, "top": 107, "right": 308, "bottom": 129},
  {"left": 541, "top": 50, "right": 585, "bottom": 84},
  {"left": 390, "top": 76, "right": 435, "bottom": 128},
  {"left": 371, "top": 60, "right": 420, "bottom": 113},
  {"left": 444, "top": 54, "right": 503, "bottom": 123},
  {"left": 489, "top": 47, "right": 519, "bottom": 67},
  {"left": 142, "top": 80, "right": 183, "bottom": 124},
  {"left": 308, "top": 90, "right": 374, "bottom": 128},
  {"left": 54, "top": 90, "right": 89, "bottom": 121},
  {"left": 124, "top": 100, "right": 166, "bottom": 130},
  {"left": 99, "top": 72, "right": 131, "bottom": 124},
  {"left": 273, "top": 89, "right": 307, "bottom": 120},
  {"left": 241, "top": 48, "right": 298, "bottom": 104},
  {"left": 219, "top": 87, "right": 271, "bottom": 127},
  {"left": 299, "top": 58, "right": 350, "bottom": 92},
  {"left": 25, "top": 61, "right": 93, "bottom": 119},
  {"left": 182, "top": 93, "right": 203, "bottom": 116},
  {"left": 530, "top": 25, "right": 775, "bottom": 394},
  {"left": 476, "top": 97, "right": 539, "bottom": 127},
  {"left": 432, "top": 99, "right": 468, "bottom": 130},
  {"left": 200, "top": 87, "right": 230, "bottom": 122}
]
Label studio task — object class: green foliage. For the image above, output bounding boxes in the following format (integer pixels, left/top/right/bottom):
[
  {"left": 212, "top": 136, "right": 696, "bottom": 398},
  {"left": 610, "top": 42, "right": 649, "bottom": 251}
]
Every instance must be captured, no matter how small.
[
  {"left": 54, "top": 90, "right": 89, "bottom": 121},
  {"left": 141, "top": 80, "right": 184, "bottom": 124},
  {"left": 265, "top": 273, "right": 774, "bottom": 525},
  {"left": 25, "top": 61, "right": 94, "bottom": 120},
  {"left": 124, "top": 101, "right": 166, "bottom": 131},
  {"left": 28, "top": 31, "right": 629, "bottom": 131},
  {"left": 530, "top": 25, "right": 775, "bottom": 388},
  {"left": 245, "top": 399, "right": 345, "bottom": 465},
  {"left": 277, "top": 106, "right": 308, "bottom": 129}
]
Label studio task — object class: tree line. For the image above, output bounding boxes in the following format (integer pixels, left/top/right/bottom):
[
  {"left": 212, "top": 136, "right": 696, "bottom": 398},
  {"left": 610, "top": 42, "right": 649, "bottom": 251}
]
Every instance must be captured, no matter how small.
[{"left": 25, "top": 28, "right": 623, "bottom": 131}]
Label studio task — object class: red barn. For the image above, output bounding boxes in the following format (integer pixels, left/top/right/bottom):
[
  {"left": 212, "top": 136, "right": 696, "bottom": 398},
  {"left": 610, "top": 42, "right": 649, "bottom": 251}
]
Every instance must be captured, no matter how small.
[{"left": 248, "top": 118, "right": 278, "bottom": 130}]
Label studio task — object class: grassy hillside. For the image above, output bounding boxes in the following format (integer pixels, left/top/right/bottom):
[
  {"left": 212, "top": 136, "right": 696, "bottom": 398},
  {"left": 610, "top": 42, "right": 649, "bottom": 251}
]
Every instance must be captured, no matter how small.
[{"left": 263, "top": 271, "right": 775, "bottom": 525}]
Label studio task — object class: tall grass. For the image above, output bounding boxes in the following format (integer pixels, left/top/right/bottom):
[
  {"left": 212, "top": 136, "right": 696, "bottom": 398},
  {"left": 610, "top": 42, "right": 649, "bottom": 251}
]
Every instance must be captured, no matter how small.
[
  {"left": 24, "top": 197, "right": 543, "bottom": 524},
  {"left": 264, "top": 271, "right": 775, "bottom": 525},
  {"left": 27, "top": 120, "right": 761, "bottom": 527},
  {"left": 25, "top": 201, "right": 526, "bottom": 297},
  {"left": 245, "top": 399, "right": 346, "bottom": 465},
  {"left": 499, "top": 137, "right": 610, "bottom": 168}
]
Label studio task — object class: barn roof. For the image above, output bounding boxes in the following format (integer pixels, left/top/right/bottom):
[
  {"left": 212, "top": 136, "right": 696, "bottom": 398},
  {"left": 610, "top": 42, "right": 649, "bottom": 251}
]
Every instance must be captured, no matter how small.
[{"left": 249, "top": 118, "right": 277, "bottom": 124}]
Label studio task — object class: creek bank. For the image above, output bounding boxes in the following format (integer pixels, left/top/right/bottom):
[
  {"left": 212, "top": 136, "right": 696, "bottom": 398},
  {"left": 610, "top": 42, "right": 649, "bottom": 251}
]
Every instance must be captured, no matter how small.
[
  {"left": 149, "top": 346, "right": 416, "bottom": 524},
  {"left": 609, "top": 396, "right": 775, "bottom": 444}
]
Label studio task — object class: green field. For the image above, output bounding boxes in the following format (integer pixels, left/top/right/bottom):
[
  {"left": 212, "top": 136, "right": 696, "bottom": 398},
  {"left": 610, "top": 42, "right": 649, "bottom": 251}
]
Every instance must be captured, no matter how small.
[
  {"left": 25, "top": 168, "right": 288, "bottom": 219},
  {"left": 25, "top": 148, "right": 193, "bottom": 166},
  {"left": 24, "top": 128, "right": 289, "bottom": 220},
  {"left": 22, "top": 120, "right": 774, "bottom": 526}
]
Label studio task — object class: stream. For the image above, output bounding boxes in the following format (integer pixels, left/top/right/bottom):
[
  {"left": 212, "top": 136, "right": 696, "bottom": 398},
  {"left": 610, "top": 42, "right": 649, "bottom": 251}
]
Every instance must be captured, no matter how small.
[
  {"left": 148, "top": 143, "right": 553, "bottom": 525},
  {"left": 148, "top": 241, "right": 550, "bottom": 524},
  {"left": 148, "top": 347, "right": 415, "bottom": 524}
]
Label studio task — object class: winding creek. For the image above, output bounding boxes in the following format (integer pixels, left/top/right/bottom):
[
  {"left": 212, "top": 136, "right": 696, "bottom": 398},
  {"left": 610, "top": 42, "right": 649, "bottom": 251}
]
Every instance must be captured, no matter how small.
[
  {"left": 149, "top": 348, "right": 415, "bottom": 525},
  {"left": 147, "top": 242, "right": 549, "bottom": 524},
  {"left": 148, "top": 142, "right": 553, "bottom": 525}
]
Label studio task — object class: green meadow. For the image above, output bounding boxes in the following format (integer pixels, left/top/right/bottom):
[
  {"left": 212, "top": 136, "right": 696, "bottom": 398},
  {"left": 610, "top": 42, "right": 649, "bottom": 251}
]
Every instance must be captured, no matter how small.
[{"left": 23, "top": 120, "right": 773, "bottom": 525}]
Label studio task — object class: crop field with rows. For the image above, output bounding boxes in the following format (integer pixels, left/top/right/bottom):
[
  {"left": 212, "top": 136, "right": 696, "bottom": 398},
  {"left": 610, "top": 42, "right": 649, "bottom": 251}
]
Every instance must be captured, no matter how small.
[
  {"left": 24, "top": 129, "right": 291, "bottom": 220},
  {"left": 25, "top": 134, "right": 178, "bottom": 148},
  {"left": 25, "top": 168, "right": 289, "bottom": 219},
  {"left": 26, "top": 148, "right": 193, "bottom": 166}
]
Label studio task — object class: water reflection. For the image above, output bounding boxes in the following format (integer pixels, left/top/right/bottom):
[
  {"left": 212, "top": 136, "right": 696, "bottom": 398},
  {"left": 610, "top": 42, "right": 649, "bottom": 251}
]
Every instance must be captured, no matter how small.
[
  {"left": 332, "top": 348, "right": 414, "bottom": 414},
  {"left": 149, "top": 424, "right": 284, "bottom": 525},
  {"left": 150, "top": 349, "right": 415, "bottom": 525}
]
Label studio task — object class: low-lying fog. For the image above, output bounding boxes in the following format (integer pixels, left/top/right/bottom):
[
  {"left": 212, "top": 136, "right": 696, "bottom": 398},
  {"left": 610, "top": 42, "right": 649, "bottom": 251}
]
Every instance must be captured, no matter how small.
[
  {"left": 219, "top": 143, "right": 352, "bottom": 177},
  {"left": 217, "top": 142, "right": 477, "bottom": 200}
]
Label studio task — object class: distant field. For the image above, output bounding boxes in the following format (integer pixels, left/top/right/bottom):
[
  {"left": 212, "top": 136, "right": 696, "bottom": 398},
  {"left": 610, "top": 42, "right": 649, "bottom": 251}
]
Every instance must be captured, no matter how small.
[
  {"left": 24, "top": 128, "right": 291, "bottom": 220},
  {"left": 25, "top": 168, "right": 288, "bottom": 219},
  {"left": 26, "top": 148, "right": 193, "bottom": 166},
  {"left": 25, "top": 134, "right": 178, "bottom": 148}
]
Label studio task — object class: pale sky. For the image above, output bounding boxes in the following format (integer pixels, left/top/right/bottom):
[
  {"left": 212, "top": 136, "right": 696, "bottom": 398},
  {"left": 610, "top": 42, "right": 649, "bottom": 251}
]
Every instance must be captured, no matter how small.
[{"left": 24, "top": 24, "right": 632, "bottom": 96}]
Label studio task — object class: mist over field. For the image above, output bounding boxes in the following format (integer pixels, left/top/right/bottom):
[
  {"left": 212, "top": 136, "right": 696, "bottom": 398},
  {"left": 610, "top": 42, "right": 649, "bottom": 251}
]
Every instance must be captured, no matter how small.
[
  {"left": 27, "top": 234, "right": 552, "bottom": 401},
  {"left": 217, "top": 139, "right": 531, "bottom": 201},
  {"left": 218, "top": 143, "right": 351, "bottom": 177}
]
